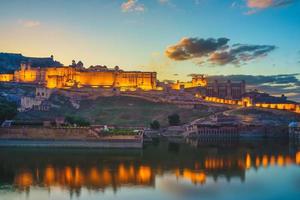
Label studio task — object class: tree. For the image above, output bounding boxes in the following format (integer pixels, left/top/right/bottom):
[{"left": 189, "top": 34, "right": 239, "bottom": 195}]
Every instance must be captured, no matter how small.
[
  {"left": 150, "top": 120, "right": 160, "bottom": 130},
  {"left": 71, "top": 60, "right": 76, "bottom": 67},
  {"left": 168, "top": 113, "right": 180, "bottom": 126},
  {"left": 65, "top": 115, "right": 90, "bottom": 127},
  {"left": 77, "top": 61, "right": 84, "bottom": 69},
  {"left": 0, "top": 97, "right": 17, "bottom": 123}
]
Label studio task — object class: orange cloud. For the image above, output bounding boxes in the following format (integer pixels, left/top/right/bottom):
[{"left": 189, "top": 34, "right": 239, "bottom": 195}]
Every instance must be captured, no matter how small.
[
  {"left": 121, "top": 0, "right": 145, "bottom": 12},
  {"left": 247, "top": 0, "right": 294, "bottom": 9},
  {"left": 245, "top": 0, "right": 294, "bottom": 14},
  {"left": 247, "top": 0, "right": 274, "bottom": 8}
]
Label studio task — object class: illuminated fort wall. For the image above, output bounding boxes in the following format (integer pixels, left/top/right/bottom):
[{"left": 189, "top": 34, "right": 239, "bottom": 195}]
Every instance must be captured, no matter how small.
[
  {"left": 171, "top": 75, "right": 207, "bottom": 90},
  {"left": 0, "top": 65, "right": 157, "bottom": 90},
  {"left": 0, "top": 74, "right": 13, "bottom": 82},
  {"left": 204, "top": 96, "right": 300, "bottom": 114},
  {"left": 76, "top": 71, "right": 115, "bottom": 87},
  {"left": 74, "top": 71, "right": 156, "bottom": 90},
  {"left": 14, "top": 68, "right": 39, "bottom": 83},
  {"left": 45, "top": 67, "right": 76, "bottom": 88}
]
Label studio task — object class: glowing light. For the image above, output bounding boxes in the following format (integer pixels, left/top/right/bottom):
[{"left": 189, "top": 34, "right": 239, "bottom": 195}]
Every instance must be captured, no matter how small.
[
  {"left": 138, "top": 166, "right": 151, "bottom": 183},
  {"left": 44, "top": 166, "right": 55, "bottom": 185},
  {"left": 255, "top": 156, "right": 260, "bottom": 167},
  {"left": 182, "top": 169, "right": 206, "bottom": 185},
  {"left": 296, "top": 152, "right": 300, "bottom": 165},
  {"left": 262, "top": 155, "right": 268, "bottom": 168},
  {"left": 246, "top": 153, "right": 251, "bottom": 169},
  {"left": 277, "top": 155, "right": 284, "bottom": 167},
  {"left": 15, "top": 171, "right": 33, "bottom": 188},
  {"left": 270, "top": 156, "right": 276, "bottom": 166},
  {"left": 89, "top": 167, "right": 101, "bottom": 185}
]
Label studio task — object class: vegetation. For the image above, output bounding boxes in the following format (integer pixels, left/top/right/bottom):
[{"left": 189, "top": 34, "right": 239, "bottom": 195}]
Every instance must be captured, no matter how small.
[
  {"left": 168, "top": 113, "right": 181, "bottom": 126},
  {"left": 150, "top": 120, "right": 160, "bottom": 130},
  {"left": 0, "top": 97, "right": 17, "bottom": 123},
  {"left": 104, "top": 129, "right": 137, "bottom": 135},
  {"left": 65, "top": 115, "right": 90, "bottom": 127},
  {"left": 16, "top": 96, "right": 227, "bottom": 126}
]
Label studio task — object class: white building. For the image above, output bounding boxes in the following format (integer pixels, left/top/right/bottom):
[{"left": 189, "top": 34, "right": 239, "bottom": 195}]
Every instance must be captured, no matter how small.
[
  {"left": 19, "top": 87, "right": 52, "bottom": 112},
  {"left": 289, "top": 122, "right": 300, "bottom": 140}
]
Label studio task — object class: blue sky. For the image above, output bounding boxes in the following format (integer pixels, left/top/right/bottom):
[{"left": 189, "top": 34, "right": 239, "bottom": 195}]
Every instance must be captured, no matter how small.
[{"left": 0, "top": 0, "right": 299, "bottom": 82}]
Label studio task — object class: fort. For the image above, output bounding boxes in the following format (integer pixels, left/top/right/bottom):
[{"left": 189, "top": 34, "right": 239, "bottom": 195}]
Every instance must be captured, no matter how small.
[
  {"left": 0, "top": 61, "right": 300, "bottom": 114},
  {"left": 170, "top": 74, "right": 207, "bottom": 90},
  {"left": 203, "top": 91, "right": 300, "bottom": 113},
  {"left": 0, "top": 62, "right": 157, "bottom": 90}
]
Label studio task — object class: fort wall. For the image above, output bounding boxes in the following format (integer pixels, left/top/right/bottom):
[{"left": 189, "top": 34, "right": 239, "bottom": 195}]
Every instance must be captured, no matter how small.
[
  {"left": 204, "top": 96, "right": 300, "bottom": 114},
  {"left": 0, "top": 74, "right": 13, "bottom": 82},
  {"left": 0, "top": 66, "right": 157, "bottom": 90}
]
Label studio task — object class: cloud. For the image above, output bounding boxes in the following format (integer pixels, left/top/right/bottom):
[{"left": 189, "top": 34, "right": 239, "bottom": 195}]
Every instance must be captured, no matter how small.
[
  {"left": 121, "top": 0, "right": 145, "bottom": 12},
  {"left": 165, "top": 37, "right": 230, "bottom": 61},
  {"left": 165, "top": 37, "right": 276, "bottom": 66},
  {"left": 209, "top": 44, "right": 276, "bottom": 65},
  {"left": 247, "top": 0, "right": 294, "bottom": 9},
  {"left": 245, "top": 0, "right": 295, "bottom": 14},
  {"left": 18, "top": 19, "right": 41, "bottom": 28},
  {"left": 158, "top": 0, "right": 170, "bottom": 4}
]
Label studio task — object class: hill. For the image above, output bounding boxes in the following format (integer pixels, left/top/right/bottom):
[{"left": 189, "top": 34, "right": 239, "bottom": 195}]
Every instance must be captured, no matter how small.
[
  {"left": 0, "top": 53, "right": 63, "bottom": 73},
  {"left": 16, "top": 95, "right": 227, "bottom": 127}
]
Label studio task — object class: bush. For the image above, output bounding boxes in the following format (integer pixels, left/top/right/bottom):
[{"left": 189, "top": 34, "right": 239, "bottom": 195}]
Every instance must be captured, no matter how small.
[
  {"left": 168, "top": 113, "right": 180, "bottom": 126},
  {"left": 65, "top": 115, "right": 90, "bottom": 127},
  {"left": 109, "top": 129, "right": 135, "bottom": 135},
  {"left": 150, "top": 120, "right": 160, "bottom": 130},
  {"left": 0, "top": 97, "right": 17, "bottom": 123}
]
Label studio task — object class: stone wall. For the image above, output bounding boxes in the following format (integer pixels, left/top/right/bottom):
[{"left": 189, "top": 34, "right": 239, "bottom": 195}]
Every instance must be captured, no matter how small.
[{"left": 0, "top": 127, "right": 143, "bottom": 148}]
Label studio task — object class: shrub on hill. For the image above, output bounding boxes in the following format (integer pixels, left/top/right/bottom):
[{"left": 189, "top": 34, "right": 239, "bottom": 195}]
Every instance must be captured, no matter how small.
[
  {"left": 168, "top": 113, "right": 181, "bottom": 126},
  {"left": 65, "top": 115, "right": 90, "bottom": 127},
  {"left": 150, "top": 120, "right": 160, "bottom": 130},
  {"left": 0, "top": 97, "right": 17, "bottom": 123}
]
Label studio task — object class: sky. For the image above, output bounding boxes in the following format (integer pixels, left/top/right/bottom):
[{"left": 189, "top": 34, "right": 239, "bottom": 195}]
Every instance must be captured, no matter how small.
[{"left": 0, "top": 0, "right": 299, "bottom": 83}]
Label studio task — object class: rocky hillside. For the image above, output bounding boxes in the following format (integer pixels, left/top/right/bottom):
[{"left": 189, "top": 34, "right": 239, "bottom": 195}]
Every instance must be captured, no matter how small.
[{"left": 0, "top": 53, "right": 63, "bottom": 73}]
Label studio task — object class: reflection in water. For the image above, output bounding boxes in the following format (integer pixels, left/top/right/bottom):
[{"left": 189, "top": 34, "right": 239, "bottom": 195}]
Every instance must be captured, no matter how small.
[
  {"left": 0, "top": 139, "right": 300, "bottom": 198},
  {"left": 13, "top": 164, "right": 154, "bottom": 193},
  {"left": 296, "top": 152, "right": 300, "bottom": 164}
]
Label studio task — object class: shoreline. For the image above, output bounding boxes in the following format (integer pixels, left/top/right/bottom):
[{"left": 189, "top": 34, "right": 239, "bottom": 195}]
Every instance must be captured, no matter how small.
[
  {"left": 0, "top": 138, "right": 143, "bottom": 149},
  {"left": 0, "top": 127, "right": 143, "bottom": 149}
]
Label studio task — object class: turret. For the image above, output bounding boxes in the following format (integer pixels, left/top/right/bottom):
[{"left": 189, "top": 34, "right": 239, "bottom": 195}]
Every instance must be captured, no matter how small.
[
  {"left": 20, "top": 61, "right": 27, "bottom": 70},
  {"left": 20, "top": 61, "right": 31, "bottom": 70}
]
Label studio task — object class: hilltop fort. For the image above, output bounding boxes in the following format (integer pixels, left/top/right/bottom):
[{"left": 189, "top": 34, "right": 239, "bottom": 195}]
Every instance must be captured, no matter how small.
[{"left": 0, "top": 54, "right": 299, "bottom": 115}]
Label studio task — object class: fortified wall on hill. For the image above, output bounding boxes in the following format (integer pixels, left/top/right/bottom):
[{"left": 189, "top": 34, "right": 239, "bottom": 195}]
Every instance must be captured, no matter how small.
[{"left": 0, "top": 63, "right": 157, "bottom": 90}]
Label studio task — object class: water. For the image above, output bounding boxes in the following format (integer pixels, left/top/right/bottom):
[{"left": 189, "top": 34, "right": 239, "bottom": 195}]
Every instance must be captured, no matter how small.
[{"left": 0, "top": 139, "right": 299, "bottom": 200}]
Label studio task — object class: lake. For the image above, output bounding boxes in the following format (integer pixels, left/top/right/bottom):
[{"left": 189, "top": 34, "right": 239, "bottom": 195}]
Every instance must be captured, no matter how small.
[{"left": 0, "top": 139, "right": 299, "bottom": 200}]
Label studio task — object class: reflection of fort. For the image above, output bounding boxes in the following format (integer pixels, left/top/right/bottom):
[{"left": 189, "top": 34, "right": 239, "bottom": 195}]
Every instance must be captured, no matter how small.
[
  {"left": 0, "top": 141, "right": 299, "bottom": 197},
  {"left": 9, "top": 153, "right": 300, "bottom": 192},
  {"left": 13, "top": 164, "right": 154, "bottom": 193}
]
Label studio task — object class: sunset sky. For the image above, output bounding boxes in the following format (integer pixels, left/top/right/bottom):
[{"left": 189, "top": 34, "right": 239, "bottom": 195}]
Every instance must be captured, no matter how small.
[{"left": 0, "top": 0, "right": 299, "bottom": 82}]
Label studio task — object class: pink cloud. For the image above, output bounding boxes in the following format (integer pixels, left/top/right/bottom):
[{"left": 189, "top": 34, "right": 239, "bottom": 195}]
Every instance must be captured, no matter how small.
[
  {"left": 247, "top": 0, "right": 294, "bottom": 9},
  {"left": 245, "top": 0, "right": 294, "bottom": 15},
  {"left": 121, "top": 0, "right": 145, "bottom": 13}
]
